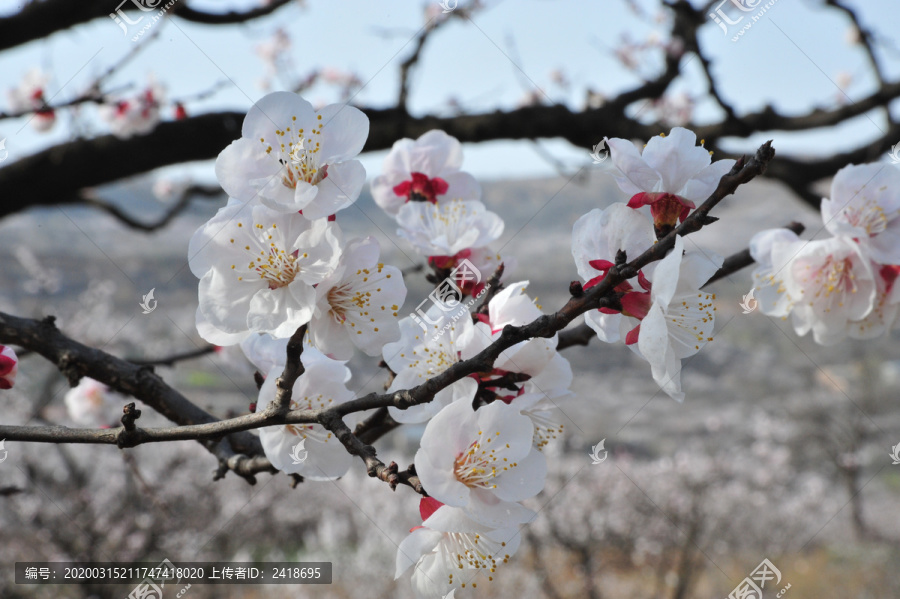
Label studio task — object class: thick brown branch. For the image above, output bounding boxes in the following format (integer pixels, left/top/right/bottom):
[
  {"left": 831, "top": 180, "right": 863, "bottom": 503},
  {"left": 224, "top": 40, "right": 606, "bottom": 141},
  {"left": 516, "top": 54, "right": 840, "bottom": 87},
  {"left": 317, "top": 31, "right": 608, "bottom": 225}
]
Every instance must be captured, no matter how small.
[{"left": 0, "top": 0, "right": 293, "bottom": 53}]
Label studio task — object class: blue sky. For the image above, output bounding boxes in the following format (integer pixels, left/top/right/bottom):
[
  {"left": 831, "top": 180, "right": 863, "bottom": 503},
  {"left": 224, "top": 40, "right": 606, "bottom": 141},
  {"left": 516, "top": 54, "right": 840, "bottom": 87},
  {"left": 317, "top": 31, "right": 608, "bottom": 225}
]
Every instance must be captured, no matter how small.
[{"left": 0, "top": 0, "right": 898, "bottom": 182}]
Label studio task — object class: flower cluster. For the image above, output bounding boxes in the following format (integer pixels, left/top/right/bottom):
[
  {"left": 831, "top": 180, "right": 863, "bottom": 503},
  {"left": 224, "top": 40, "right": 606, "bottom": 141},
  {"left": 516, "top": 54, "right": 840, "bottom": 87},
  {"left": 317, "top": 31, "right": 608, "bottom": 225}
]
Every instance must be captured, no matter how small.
[
  {"left": 188, "top": 92, "right": 410, "bottom": 480},
  {"left": 572, "top": 128, "right": 729, "bottom": 401},
  {"left": 99, "top": 78, "right": 165, "bottom": 139},
  {"left": 364, "top": 131, "right": 580, "bottom": 597},
  {"left": 372, "top": 130, "right": 511, "bottom": 283},
  {"left": 386, "top": 282, "right": 573, "bottom": 596},
  {"left": 190, "top": 92, "right": 407, "bottom": 352},
  {"left": 750, "top": 163, "right": 900, "bottom": 344}
]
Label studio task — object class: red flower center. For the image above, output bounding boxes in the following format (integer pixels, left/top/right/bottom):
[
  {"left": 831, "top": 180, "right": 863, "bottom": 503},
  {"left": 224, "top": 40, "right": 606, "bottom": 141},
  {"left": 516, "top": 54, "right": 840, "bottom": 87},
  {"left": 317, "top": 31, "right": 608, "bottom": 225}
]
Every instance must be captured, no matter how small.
[
  {"left": 586, "top": 260, "right": 654, "bottom": 345},
  {"left": 627, "top": 192, "right": 694, "bottom": 231},
  {"left": 393, "top": 172, "right": 449, "bottom": 204}
]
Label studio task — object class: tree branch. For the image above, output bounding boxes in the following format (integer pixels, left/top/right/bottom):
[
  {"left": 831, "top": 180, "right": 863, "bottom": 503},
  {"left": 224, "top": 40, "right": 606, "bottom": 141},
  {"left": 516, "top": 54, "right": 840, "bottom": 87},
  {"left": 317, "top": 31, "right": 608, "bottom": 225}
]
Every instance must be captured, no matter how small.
[{"left": 0, "top": 0, "right": 293, "bottom": 53}]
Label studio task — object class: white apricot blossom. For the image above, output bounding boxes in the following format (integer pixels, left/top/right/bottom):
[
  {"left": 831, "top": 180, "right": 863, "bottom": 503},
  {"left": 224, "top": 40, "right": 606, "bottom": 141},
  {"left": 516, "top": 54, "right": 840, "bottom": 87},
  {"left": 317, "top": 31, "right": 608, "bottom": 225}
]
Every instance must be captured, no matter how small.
[
  {"left": 821, "top": 163, "right": 900, "bottom": 264},
  {"left": 215, "top": 92, "right": 368, "bottom": 219},
  {"left": 415, "top": 397, "right": 545, "bottom": 527},
  {"left": 459, "top": 281, "right": 569, "bottom": 402},
  {"left": 0, "top": 345, "right": 18, "bottom": 390},
  {"left": 848, "top": 264, "right": 900, "bottom": 339},
  {"left": 606, "top": 127, "right": 734, "bottom": 232},
  {"left": 99, "top": 78, "right": 164, "bottom": 139},
  {"left": 748, "top": 228, "right": 804, "bottom": 318},
  {"left": 188, "top": 200, "right": 342, "bottom": 345},
  {"left": 239, "top": 333, "right": 289, "bottom": 375},
  {"left": 63, "top": 378, "right": 124, "bottom": 427},
  {"left": 371, "top": 129, "right": 481, "bottom": 216},
  {"left": 571, "top": 204, "right": 656, "bottom": 297},
  {"left": 256, "top": 347, "right": 355, "bottom": 480},
  {"left": 751, "top": 230, "right": 877, "bottom": 345},
  {"left": 382, "top": 307, "right": 478, "bottom": 424},
  {"left": 511, "top": 389, "right": 572, "bottom": 451},
  {"left": 308, "top": 237, "right": 407, "bottom": 360},
  {"left": 396, "top": 199, "right": 504, "bottom": 258},
  {"left": 396, "top": 498, "right": 526, "bottom": 598},
  {"left": 7, "top": 68, "right": 55, "bottom": 132},
  {"left": 580, "top": 234, "right": 722, "bottom": 402}
]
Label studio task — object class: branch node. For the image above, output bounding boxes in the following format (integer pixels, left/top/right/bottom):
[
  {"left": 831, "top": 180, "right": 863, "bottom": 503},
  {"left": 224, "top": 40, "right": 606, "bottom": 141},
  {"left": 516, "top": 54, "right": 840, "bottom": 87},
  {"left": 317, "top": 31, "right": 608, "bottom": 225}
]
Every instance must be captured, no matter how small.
[
  {"left": 568, "top": 280, "right": 584, "bottom": 297},
  {"left": 57, "top": 351, "right": 82, "bottom": 387}
]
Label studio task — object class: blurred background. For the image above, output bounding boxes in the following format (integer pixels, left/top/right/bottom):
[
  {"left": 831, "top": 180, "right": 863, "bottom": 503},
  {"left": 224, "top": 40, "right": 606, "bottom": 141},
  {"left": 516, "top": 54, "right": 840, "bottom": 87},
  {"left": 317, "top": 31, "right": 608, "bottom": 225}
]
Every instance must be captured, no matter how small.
[{"left": 0, "top": 0, "right": 899, "bottom": 597}]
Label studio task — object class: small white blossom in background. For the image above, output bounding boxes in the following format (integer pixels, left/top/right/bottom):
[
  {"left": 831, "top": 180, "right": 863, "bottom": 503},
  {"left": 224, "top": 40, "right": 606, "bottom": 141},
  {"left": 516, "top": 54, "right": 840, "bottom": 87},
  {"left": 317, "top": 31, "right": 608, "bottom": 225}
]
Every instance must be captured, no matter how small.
[
  {"left": 188, "top": 200, "right": 343, "bottom": 345},
  {"left": 99, "top": 77, "right": 165, "bottom": 139},
  {"left": 63, "top": 378, "right": 125, "bottom": 427},
  {"left": 215, "top": 91, "right": 369, "bottom": 219},
  {"left": 651, "top": 91, "right": 694, "bottom": 127},
  {"left": 256, "top": 347, "right": 357, "bottom": 480},
  {"left": 0, "top": 345, "right": 18, "bottom": 390},
  {"left": 371, "top": 130, "right": 481, "bottom": 217},
  {"left": 151, "top": 177, "right": 191, "bottom": 204},
  {"left": 255, "top": 27, "right": 292, "bottom": 90},
  {"left": 396, "top": 497, "right": 526, "bottom": 598},
  {"left": 6, "top": 68, "right": 55, "bottom": 132},
  {"left": 318, "top": 67, "right": 363, "bottom": 101},
  {"left": 13, "top": 247, "right": 62, "bottom": 295},
  {"left": 605, "top": 127, "right": 735, "bottom": 235}
]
